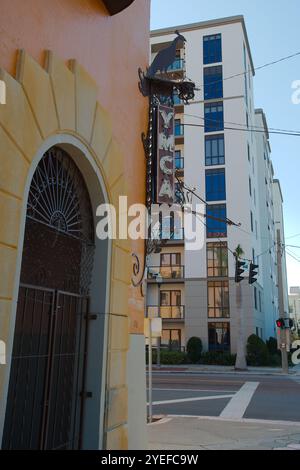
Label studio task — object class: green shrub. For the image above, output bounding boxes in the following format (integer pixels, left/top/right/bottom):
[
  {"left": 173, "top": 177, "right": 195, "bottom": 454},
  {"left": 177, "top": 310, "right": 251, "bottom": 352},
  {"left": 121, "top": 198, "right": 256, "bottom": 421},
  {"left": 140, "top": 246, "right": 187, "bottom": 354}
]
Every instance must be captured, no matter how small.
[
  {"left": 146, "top": 350, "right": 188, "bottom": 365},
  {"left": 186, "top": 337, "right": 203, "bottom": 363},
  {"left": 269, "top": 354, "right": 281, "bottom": 367},
  {"left": 199, "top": 352, "right": 236, "bottom": 366},
  {"left": 266, "top": 337, "right": 280, "bottom": 356},
  {"left": 247, "top": 335, "right": 270, "bottom": 366}
]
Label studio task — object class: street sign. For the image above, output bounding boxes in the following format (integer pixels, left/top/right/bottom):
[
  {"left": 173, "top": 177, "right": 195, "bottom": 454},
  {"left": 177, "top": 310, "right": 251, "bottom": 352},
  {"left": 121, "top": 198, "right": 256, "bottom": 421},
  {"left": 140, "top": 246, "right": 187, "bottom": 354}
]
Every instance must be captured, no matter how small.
[{"left": 144, "top": 317, "right": 162, "bottom": 339}]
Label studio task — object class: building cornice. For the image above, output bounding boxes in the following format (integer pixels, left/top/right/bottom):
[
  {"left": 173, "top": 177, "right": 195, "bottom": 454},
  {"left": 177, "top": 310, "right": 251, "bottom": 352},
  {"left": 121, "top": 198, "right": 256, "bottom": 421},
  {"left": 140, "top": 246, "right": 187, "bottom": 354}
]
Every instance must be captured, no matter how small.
[{"left": 151, "top": 15, "right": 255, "bottom": 76}]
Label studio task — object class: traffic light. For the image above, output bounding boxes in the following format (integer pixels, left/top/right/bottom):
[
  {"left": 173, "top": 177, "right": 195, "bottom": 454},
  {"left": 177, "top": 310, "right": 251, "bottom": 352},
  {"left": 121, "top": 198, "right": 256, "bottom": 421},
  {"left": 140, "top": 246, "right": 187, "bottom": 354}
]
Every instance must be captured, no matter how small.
[
  {"left": 276, "top": 318, "right": 285, "bottom": 329},
  {"left": 249, "top": 263, "right": 259, "bottom": 285},
  {"left": 235, "top": 259, "right": 246, "bottom": 283}
]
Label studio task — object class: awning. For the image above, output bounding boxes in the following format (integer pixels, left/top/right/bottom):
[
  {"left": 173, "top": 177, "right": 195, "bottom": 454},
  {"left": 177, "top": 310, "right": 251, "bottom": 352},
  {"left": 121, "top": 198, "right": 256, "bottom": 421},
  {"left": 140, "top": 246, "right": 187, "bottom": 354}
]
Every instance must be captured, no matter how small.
[{"left": 102, "top": 0, "right": 135, "bottom": 16}]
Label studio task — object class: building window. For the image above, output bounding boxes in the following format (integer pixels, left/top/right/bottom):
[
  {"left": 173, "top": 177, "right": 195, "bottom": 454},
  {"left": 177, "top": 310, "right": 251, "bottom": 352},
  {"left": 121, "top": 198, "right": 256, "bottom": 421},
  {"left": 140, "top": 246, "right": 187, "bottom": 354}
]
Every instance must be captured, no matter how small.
[
  {"left": 248, "top": 143, "right": 250, "bottom": 162},
  {"left": 254, "top": 286, "right": 258, "bottom": 310},
  {"left": 208, "top": 322, "right": 230, "bottom": 352},
  {"left": 207, "top": 242, "right": 228, "bottom": 277},
  {"left": 160, "top": 253, "right": 181, "bottom": 267},
  {"left": 161, "top": 329, "right": 181, "bottom": 351},
  {"left": 175, "top": 119, "right": 184, "bottom": 136},
  {"left": 208, "top": 281, "right": 230, "bottom": 318},
  {"left": 206, "top": 168, "right": 226, "bottom": 201},
  {"left": 175, "top": 182, "right": 184, "bottom": 204},
  {"left": 161, "top": 290, "right": 181, "bottom": 307},
  {"left": 204, "top": 66, "right": 223, "bottom": 100},
  {"left": 250, "top": 211, "right": 254, "bottom": 232},
  {"left": 259, "top": 290, "right": 262, "bottom": 312},
  {"left": 249, "top": 177, "right": 252, "bottom": 197},
  {"left": 203, "top": 34, "right": 222, "bottom": 64},
  {"left": 175, "top": 150, "right": 184, "bottom": 170},
  {"left": 205, "top": 134, "right": 225, "bottom": 166},
  {"left": 205, "top": 102, "right": 224, "bottom": 132},
  {"left": 206, "top": 204, "right": 227, "bottom": 238}
]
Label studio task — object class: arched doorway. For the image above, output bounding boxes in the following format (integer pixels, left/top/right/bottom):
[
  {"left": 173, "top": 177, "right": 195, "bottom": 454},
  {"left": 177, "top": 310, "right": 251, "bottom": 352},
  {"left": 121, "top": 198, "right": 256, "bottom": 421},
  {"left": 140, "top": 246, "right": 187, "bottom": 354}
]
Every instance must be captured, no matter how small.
[{"left": 3, "top": 147, "right": 96, "bottom": 450}]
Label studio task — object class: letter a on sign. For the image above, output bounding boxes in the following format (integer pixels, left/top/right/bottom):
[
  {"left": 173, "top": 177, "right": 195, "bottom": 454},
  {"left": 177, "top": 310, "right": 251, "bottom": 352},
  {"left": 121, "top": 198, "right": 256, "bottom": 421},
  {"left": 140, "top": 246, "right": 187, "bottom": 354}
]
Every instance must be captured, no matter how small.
[{"left": 157, "top": 105, "right": 175, "bottom": 204}]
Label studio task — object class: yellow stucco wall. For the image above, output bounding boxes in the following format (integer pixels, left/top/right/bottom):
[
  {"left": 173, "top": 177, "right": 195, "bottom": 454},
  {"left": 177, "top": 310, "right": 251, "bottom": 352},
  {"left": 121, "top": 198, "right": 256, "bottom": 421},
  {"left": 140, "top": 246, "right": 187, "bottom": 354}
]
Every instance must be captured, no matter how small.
[{"left": 0, "top": 50, "right": 132, "bottom": 449}]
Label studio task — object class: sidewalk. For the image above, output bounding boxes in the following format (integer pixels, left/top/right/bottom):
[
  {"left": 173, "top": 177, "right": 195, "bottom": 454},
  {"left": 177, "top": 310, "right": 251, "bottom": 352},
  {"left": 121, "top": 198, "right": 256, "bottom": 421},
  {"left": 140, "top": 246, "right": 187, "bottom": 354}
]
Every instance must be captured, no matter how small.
[
  {"left": 148, "top": 416, "right": 300, "bottom": 450},
  {"left": 150, "top": 364, "right": 300, "bottom": 376}
]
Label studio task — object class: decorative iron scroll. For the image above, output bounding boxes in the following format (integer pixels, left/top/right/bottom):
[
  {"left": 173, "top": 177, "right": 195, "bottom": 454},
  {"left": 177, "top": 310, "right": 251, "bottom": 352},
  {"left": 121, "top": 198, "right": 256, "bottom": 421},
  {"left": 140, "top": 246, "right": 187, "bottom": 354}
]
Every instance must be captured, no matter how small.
[
  {"left": 27, "top": 147, "right": 94, "bottom": 244},
  {"left": 132, "top": 30, "right": 196, "bottom": 291}
]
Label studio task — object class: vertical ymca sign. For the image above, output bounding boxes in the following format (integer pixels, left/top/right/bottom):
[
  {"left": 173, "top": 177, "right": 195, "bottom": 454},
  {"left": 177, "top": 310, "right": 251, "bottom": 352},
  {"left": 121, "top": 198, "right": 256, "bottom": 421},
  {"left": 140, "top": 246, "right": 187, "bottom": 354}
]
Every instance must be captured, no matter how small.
[{"left": 157, "top": 105, "right": 175, "bottom": 204}]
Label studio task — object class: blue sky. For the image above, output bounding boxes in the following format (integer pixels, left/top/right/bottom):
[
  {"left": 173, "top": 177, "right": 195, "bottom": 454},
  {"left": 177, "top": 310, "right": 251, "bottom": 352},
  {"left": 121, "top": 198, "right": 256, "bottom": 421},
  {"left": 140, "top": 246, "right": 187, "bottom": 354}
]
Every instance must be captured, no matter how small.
[{"left": 151, "top": 0, "right": 300, "bottom": 288}]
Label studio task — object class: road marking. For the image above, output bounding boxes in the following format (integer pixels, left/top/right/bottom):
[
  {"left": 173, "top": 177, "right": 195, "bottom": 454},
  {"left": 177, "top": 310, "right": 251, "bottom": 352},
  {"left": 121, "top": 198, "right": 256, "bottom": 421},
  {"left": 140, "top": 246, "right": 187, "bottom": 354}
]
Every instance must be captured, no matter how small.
[
  {"left": 151, "top": 388, "right": 238, "bottom": 393},
  {"left": 164, "top": 415, "right": 300, "bottom": 427},
  {"left": 220, "top": 382, "right": 259, "bottom": 419},
  {"left": 150, "top": 394, "right": 234, "bottom": 406}
]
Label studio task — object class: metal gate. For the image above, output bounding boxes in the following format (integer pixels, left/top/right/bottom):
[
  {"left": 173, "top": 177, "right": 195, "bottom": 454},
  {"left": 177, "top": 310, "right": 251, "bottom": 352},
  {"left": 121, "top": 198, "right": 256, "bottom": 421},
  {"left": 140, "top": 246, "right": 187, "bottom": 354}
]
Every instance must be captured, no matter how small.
[
  {"left": 3, "top": 285, "right": 90, "bottom": 450},
  {"left": 3, "top": 147, "right": 96, "bottom": 450}
]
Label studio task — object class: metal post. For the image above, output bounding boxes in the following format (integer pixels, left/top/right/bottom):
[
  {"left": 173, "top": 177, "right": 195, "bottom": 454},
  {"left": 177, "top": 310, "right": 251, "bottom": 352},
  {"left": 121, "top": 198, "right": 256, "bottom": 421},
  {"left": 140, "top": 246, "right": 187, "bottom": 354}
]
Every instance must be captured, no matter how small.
[
  {"left": 235, "top": 282, "right": 248, "bottom": 371},
  {"left": 277, "top": 230, "right": 289, "bottom": 374},
  {"left": 148, "top": 318, "right": 153, "bottom": 424},
  {"left": 157, "top": 282, "right": 161, "bottom": 368}
]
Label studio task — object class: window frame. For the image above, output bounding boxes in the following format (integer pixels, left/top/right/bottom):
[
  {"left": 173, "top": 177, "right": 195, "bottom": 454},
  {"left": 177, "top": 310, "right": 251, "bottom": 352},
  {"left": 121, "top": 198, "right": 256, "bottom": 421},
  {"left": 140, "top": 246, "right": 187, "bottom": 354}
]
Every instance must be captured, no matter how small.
[
  {"left": 203, "top": 34, "right": 222, "bottom": 65},
  {"left": 205, "top": 168, "right": 226, "bottom": 202},
  {"left": 205, "top": 134, "right": 225, "bottom": 166},
  {"left": 208, "top": 322, "right": 230, "bottom": 352},
  {"left": 207, "top": 280, "right": 230, "bottom": 318},
  {"left": 207, "top": 242, "right": 228, "bottom": 278},
  {"left": 204, "top": 101, "right": 224, "bottom": 132}
]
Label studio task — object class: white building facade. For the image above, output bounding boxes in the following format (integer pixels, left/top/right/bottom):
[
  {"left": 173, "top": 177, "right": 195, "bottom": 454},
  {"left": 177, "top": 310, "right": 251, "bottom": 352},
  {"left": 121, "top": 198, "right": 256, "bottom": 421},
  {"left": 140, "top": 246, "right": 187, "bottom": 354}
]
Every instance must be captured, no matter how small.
[{"left": 148, "top": 16, "right": 285, "bottom": 354}]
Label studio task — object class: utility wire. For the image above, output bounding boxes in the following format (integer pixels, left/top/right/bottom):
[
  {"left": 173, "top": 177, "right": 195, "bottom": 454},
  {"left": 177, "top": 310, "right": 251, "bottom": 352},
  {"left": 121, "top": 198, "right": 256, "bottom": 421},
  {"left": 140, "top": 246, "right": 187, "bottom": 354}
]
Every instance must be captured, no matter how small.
[
  {"left": 194, "top": 50, "right": 300, "bottom": 91},
  {"left": 183, "top": 112, "right": 300, "bottom": 136},
  {"left": 182, "top": 121, "right": 300, "bottom": 137}
]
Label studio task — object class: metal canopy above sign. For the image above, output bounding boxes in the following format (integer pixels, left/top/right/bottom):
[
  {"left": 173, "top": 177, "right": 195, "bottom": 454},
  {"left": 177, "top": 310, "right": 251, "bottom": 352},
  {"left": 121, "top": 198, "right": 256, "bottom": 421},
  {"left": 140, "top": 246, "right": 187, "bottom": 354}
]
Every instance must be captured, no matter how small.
[{"left": 102, "top": 0, "right": 135, "bottom": 16}]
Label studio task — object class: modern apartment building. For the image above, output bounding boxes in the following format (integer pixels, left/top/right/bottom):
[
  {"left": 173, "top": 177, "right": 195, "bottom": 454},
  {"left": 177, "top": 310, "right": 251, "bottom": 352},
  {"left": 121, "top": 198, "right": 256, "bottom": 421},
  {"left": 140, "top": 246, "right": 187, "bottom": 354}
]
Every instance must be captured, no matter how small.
[
  {"left": 289, "top": 287, "right": 300, "bottom": 335},
  {"left": 148, "top": 16, "right": 286, "bottom": 354}
]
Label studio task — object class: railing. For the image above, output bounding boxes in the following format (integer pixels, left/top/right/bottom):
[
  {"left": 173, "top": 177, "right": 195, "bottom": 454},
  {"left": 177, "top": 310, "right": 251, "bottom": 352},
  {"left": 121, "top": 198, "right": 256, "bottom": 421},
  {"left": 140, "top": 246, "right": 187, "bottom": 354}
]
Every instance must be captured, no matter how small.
[
  {"left": 160, "top": 228, "right": 184, "bottom": 241},
  {"left": 147, "top": 266, "right": 185, "bottom": 280},
  {"left": 175, "top": 157, "right": 184, "bottom": 170},
  {"left": 147, "top": 305, "right": 185, "bottom": 320},
  {"left": 173, "top": 94, "right": 183, "bottom": 106},
  {"left": 167, "top": 59, "right": 185, "bottom": 72},
  {"left": 175, "top": 124, "right": 184, "bottom": 137}
]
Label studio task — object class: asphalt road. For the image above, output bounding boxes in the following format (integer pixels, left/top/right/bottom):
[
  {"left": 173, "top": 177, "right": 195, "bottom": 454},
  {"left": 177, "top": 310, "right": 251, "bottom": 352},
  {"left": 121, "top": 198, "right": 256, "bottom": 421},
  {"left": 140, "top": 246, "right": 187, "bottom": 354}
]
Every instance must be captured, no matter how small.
[{"left": 148, "top": 372, "right": 300, "bottom": 423}]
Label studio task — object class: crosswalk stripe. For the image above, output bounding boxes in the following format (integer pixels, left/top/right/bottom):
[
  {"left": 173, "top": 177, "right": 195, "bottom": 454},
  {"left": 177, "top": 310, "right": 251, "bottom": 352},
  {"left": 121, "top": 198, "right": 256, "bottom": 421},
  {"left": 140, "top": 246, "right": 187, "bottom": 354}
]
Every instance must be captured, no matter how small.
[{"left": 220, "top": 382, "right": 259, "bottom": 419}]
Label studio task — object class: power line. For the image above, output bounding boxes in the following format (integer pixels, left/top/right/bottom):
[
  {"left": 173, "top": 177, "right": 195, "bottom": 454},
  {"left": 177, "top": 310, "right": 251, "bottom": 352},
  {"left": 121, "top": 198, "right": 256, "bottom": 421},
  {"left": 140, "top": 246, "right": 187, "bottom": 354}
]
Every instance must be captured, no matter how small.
[
  {"left": 286, "top": 233, "right": 300, "bottom": 240},
  {"left": 285, "top": 249, "right": 300, "bottom": 264},
  {"left": 194, "top": 50, "right": 300, "bottom": 91},
  {"left": 181, "top": 121, "right": 300, "bottom": 137},
  {"left": 183, "top": 112, "right": 300, "bottom": 136}
]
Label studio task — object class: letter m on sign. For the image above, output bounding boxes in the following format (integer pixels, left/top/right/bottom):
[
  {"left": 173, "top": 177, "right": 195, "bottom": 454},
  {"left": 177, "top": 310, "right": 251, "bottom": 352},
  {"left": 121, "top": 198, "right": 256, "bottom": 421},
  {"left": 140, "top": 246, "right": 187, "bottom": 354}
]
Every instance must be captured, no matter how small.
[{"left": 157, "top": 105, "right": 175, "bottom": 204}]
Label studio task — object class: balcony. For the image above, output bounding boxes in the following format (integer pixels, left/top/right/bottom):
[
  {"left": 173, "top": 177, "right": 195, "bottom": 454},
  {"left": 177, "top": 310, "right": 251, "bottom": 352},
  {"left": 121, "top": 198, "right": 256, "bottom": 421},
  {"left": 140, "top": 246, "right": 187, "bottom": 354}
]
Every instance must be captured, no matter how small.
[
  {"left": 147, "top": 306, "right": 185, "bottom": 321},
  {"left": 147, "top": 266, "right": 185, "bottom": 281},
  {"left": 167, "top": 58, "right": 185, "bottom": 72},
  {"left": 160, "top": 228, "right": 184, "bottom": 242}
]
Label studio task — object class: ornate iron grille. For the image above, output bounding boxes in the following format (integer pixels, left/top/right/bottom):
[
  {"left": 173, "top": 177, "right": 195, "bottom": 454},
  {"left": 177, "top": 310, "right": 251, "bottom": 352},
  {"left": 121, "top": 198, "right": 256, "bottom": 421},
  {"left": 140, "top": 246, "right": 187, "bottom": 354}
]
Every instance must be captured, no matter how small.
[{"left": 27, "top": 147, "right": 94, "bottom": 244}]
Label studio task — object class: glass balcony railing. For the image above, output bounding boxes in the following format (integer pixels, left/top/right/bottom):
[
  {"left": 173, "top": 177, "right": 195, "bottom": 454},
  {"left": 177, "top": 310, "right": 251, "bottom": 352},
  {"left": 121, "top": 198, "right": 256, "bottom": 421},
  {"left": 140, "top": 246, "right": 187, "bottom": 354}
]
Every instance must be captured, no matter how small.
[
  {"left": 160, "top": 228, "right": 184, "bottom": 241},
  {"left": 147, "top": 266, "right": 185, "bottom": 280},
  {"left": 147, "top": 306, "right": 185, "bottom": 320},
  {"left": 175, "top": 125, "right": 184, "bottom": 137},
  {"left": 167, "top": 58, "right": 185, "bottom": 72},
  {"left": 173, "top": 94, "right": 183, "bottom": 106}
]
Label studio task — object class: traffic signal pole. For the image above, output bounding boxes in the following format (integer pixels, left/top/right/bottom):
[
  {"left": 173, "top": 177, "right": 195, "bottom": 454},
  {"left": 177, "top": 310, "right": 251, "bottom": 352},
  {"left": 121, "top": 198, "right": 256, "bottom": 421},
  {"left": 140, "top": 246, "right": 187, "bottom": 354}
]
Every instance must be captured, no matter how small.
[{"left": 277, "top": 230, "right": 289, "bottom": 374}]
